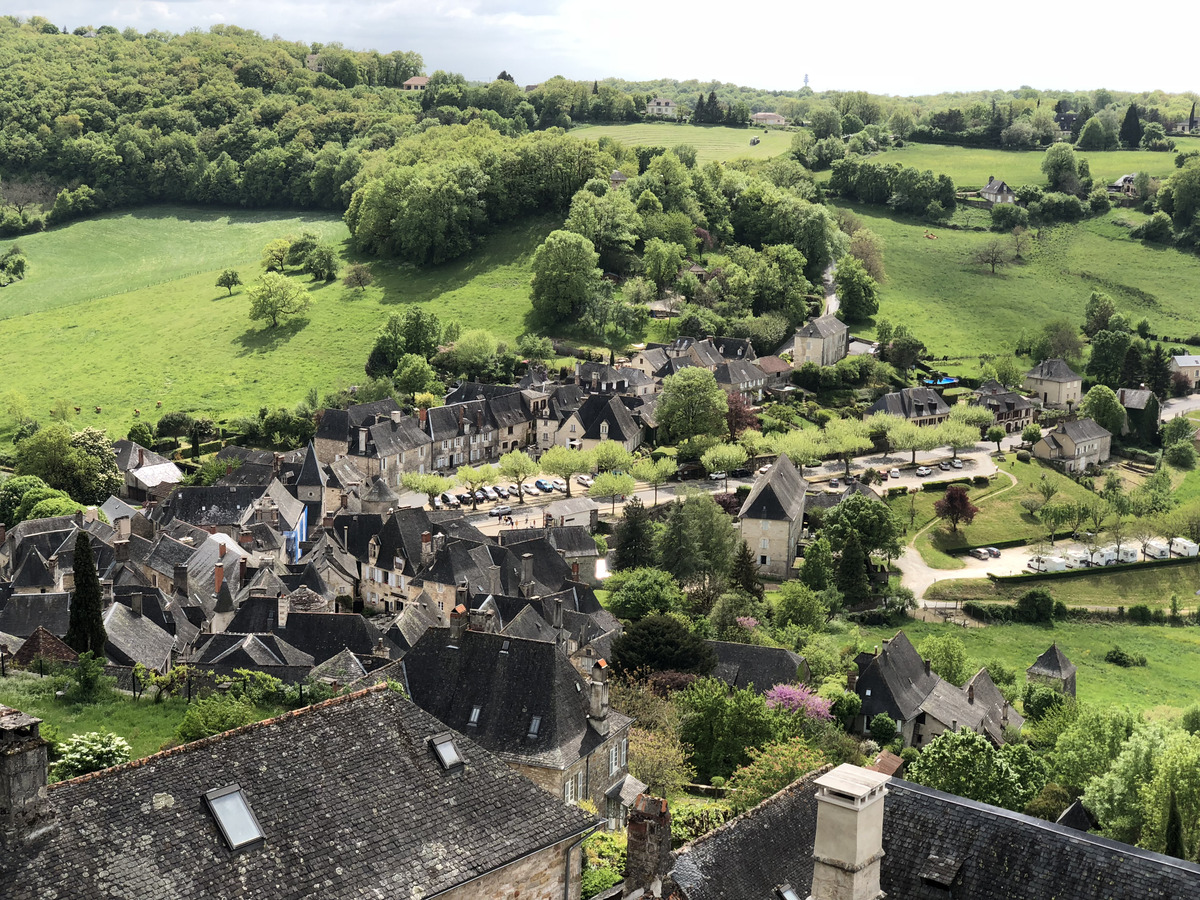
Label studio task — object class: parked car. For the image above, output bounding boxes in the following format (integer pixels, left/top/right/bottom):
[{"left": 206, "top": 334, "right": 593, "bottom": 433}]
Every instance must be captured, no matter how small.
[
  {"left": 535, "top": 478, "right": 555, "bottom": 492},
  {"left": 576, "top": 474, "right": 594, "bottom": 487},
  {"left": 494, "top": 485, "right": 510, "bottom": 499},
  {"left": 938, "top": 460, "right": 952, "bottom": 471},
  {"left": 522, "top": 483, "right": 540, "bottom": 496},
  {"left": 830, "top": 478, "right": 840, "bottom": 488},
  {"left": 758, "top": 464, "right": 772, "bottom": 474},
  {"left": 969, "top": 548, "right": 990, "bottom": 560},
  {"left": 708, "top": 471, "right": 727, "bottom": 481},
  {"left": 474, "top": 490, "right": 487, "bottom": 504},
  {"left": 432, "top": 495, "right": 443, "bottom": 510},
  {"left": 730, "top": 467, "right": 751, "bottom": 478},
  {"left": 552, "top": 478, "right": 568, "bottom": 492},
  {"left": 483, "top": 486, "right": 499, "bottom": 501},
  {"left": 985, "top": 547, "right": 1001, "bottom": 558},
  {"left": 441, "top": 492, "right": 461, "bottom": 509},
  {"left": 489, "top": 504, "right": 513, "bottom": 518},
  {"left": 675, "top": 463, "right": 706, "bottom": 481},
  {"left": 457, "top": 492, "right": 474, "bottom": 505},
  {"left": 889, "top": 468, "right": 901, "bottom": 479},
  {"left": 916, "top": 466, "right": 932, "bottom": 476},
  {"left": 951, "top": 458, "right": 964, "bottom": 469}
]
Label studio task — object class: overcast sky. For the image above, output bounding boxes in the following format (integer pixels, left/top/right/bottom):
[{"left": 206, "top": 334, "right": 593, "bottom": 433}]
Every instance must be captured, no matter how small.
[{"left": 15, "top": 1, "right": 1198, "bottom": 96}]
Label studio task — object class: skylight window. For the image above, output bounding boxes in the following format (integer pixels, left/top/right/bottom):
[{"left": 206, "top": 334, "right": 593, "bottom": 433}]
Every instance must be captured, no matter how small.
[
  {"left": 775, "top": 886, "right": 801, "bottom": 900},
  {"left": 501, "top": 639, "right": 510, "bottom": 653},
  {"left": 469, "top": 705, "right": 481, "bottom": 726},
  {"left": 430, "top": 733, "right": 463, "bottom": 770},
  {"left": 527, "top": 715, "right": 542, "bottom": 739},
  {"left": 204, "top": 784, "right": 265, "bottom": 852}
]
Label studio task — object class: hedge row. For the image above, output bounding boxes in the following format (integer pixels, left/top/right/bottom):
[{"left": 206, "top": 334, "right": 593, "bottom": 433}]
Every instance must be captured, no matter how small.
[
  {"left": 943, "top": 532, "right": 1074, "bottom": 556},
  {"left": 990, "top": 554, "right": 1200, "bottom": 583}
]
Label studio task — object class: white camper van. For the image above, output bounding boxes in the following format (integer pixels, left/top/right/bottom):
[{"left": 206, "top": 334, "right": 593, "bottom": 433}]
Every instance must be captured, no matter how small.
[
  {"left": 1172, "top": 538, "right": 1199, "bottom": 558},
  {"left": 1144, "top": 540, "right": 1170, "bottom": 560},
  {"left": 1064, "top": 549, "right": 1090, "bottom": 569},
  {"left": 1116, "top": 546, "right": 1138, "bottom": 564}
]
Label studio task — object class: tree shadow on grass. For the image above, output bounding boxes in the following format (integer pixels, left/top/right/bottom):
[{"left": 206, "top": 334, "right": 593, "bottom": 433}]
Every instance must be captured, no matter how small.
[{"left": 233, "top": 317, "right": 309, "bottom": 356}]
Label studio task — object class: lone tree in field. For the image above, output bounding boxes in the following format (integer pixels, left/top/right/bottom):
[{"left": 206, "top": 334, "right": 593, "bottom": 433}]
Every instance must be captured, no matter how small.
[
  {"left": 934, "top": 485, "right": 979, "bottom": 533},
  {"left": 216, "top": 269, "right": 242, "bottom": 296},
  {"left": 260, "top": 238, "right": 291, "bottom": 272},
  {"left": 973, "top": 239, "right": 1010, "bottom": 275},
  {"left": 248, "top": 273, "right": 311, "bottom": 328},
  {"left": 65, "top": 531, "right": 106, "bottom": 655},
  {"left": 343, "top": 263, "right": 374, "bottom": 292}
]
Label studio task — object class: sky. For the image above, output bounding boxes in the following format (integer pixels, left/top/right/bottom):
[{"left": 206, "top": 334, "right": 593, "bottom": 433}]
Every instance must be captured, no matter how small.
[{"left": 13, "top": 1, "right": 1198, "bottom": 97}]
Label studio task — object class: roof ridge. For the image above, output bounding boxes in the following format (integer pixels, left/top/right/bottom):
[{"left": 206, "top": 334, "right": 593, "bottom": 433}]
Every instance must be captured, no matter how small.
[{"left": 50, "top": 683, "right": 392, "bottom": 790}]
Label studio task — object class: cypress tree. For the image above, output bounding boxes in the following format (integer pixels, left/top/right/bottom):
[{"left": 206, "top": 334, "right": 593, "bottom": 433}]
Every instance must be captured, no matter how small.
[
  {"left": 1189, "top": 101, "right": 1196, "bottom": 132},
  {"left": 1119, "top": 104, "right": 1144, "bottom": 149},
  {"left": 835, "top": 531, "right": 871, "bottom": 606},
  {"left": 613, "top": 498, "right": 657, "bottom": 571},
  {"left": 65, "top": 531, "right": 106, "bottom": 655},
  {"left": 730, "top": 540, "right": 763, "bottom": 599},
  {"left": 658, "top": 500, "right": 698, "bottom": 584},
  {"left": 1165, "top": 790, "right": 1185, "bottom": 859}
]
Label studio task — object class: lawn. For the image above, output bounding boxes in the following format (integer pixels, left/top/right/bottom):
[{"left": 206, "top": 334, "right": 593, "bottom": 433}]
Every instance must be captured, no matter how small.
[
  {"left": 572, "top": 123, "right": 786, "bottom": 163},
  {"left": 817, "top": 143, "right": 1181, "bottom": 191},
  {"left": 857, "top": 618, "right": 1200, "bottom": 716},
  {"left": 924, "top": 560, "right": 1200, "bottom": 611},
  {"left": 0, "top": 670, "right": 190, "bottom": 763},
  {"left": 844, "top": 204, "right": 1200, "bottom": 362},
  {"left": 889, "top": 457, "right": 1098, "bottom": 568},
  {"left": 0, "top": 208, "right": 557, "bottom": 442}
]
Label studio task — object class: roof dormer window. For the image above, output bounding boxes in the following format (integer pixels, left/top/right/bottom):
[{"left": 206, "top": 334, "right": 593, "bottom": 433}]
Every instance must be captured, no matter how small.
[
  {"left": 527, "top": 715, "right": 542, "bottom": 739},
  {"left": 775, "top": 885, "right": 801, "bottom": 900},
  {"left": 204, "top": 784, "right": 265, "bottom": 852},
  {"left": 430, "top": 733, "right": 464, "bottom": 770},
  {"left": 469, "top": 705, "right": 481, "bottom": 726}
]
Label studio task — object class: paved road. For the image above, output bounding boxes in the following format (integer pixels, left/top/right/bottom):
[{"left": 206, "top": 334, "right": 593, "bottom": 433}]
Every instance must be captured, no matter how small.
[
  {"left": 1160, "top": 394, "right": 1200, "bottom": 422},
  {"left": 822, "top": 261, "right": 839, "bottom": 317}
]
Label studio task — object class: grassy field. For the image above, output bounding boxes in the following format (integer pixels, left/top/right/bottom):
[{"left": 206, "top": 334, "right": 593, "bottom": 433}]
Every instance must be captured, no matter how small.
[
  {"left": 924, "top": 560, "right": 1200, "bottom": 611},
  {"left": 845, "top": 204, "right": 1200, "bottom": 362},
  {"left": 572, "top": 123, "right": 786, "bottom": 163},
  {"left": 827, "top": 143, "right": 1181, "bottom": 191},
  {"left": 857, "top": 619, "right": 1200, "bottom": 716},
  {"left": 0, "top": 671, "right": 190, "bottom": 762},
  {"left": 891, "top": 457, "right": 1099, "bottom": 568},
  {"left": 0, "top": 207, "right": 556, "bottom": 442}
]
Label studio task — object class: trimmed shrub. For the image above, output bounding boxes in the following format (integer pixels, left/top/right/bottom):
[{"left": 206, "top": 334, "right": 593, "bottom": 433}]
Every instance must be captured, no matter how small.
[
  {"left": 1104, "top": 645, "right": 1147, "bottom": 667},
  {"left": 1016, "top": 449, "right": 1031, "bottom": 462}
]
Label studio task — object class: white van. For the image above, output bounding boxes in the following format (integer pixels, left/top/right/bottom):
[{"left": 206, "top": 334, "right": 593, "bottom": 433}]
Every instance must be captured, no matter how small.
[
  {"left": 1172, "top": 538, "right": 1199, "bottom": 558},
  {"left": 1144, "top": 540, "right": 1170, "bottom": 560},
  {"left": 1041, "top": 556, "right": 1068, "bottom": 572},
  {"left": 1064, "top": 549, "right": 1090, "bottom": 569},
  {"left": 1116, "top": 546, "right": 1138, "bottom": 565}
]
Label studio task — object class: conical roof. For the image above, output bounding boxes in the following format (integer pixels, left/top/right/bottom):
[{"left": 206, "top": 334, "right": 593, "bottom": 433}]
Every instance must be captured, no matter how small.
[{"left": 1027, "top": 643, "right": 1076, "bottom": 679}]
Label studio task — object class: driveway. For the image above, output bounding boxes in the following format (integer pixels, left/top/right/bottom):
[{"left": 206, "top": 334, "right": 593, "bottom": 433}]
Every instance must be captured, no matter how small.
[
  {"left": 1160, "top": 395, "right": 1200, "bottom": 422},
  {"left": 822, "top": 260, "right": 839, "bottom": 317}
]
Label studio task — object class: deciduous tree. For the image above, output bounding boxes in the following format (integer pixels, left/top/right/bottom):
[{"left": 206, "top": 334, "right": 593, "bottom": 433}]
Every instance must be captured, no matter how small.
[
  {"left": 401, "top": 472, "right": 455, "bottom": 508},
  {"left": 498, "top": 450, "right": 539, "bottom": 503},
  {"left": 530, "top": 229, "right": 601, "bottom": 322},
  {"left": 589, "top": 471, "right": 635, "bottom": 514},
  {"left": 343, "top": 263, "right": 374, "bottom": 291},
  {"left": 934, "top": 485, "right": 979, "bottom": 533},
  {"left": 834, "top": 256, "right": 879, "bottom": 321},
  {"left": 657, "top": 368, "right": 728, "bottom": 443},
  {"left": 606, "top": 568, "right": 684, "bottom": 620},
  {"left": 216, "top": 269, "right": 242, "bottom": 295},
  {"left": 247, "top": 273, "right": 310, "bottom": 327},
  {"left": 1079, "top": 384, "right": 1127, "bottom": 436},
  {"left": 611, "top": 615, "right": 717, "bottom": 678},
  {"left": 539, "top": 445, "right": 593, "bottom": 498},
  {"left": 917, "top": 634, "right": 971, "bottom": 685},
  {"left": 632, "top": 457, "right": 677, "bottom": 506}
]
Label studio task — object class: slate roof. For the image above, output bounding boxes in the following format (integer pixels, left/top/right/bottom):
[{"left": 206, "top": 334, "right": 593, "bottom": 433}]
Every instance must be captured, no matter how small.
[
  {"left": 501, "top": 526, "right": 599, "bottom": 558},
  {"left": 1118, "top": 388, "right": 1156, "bottom": 411},
  {"left": 795, "top": 314, "right": 847, "bottom": 340},
  {"left": 707, "top": 640, "right": 807, "bottom": 693},
  {"left": 294, "top": 441, "right": 327, "bottom": 488},
  {"left": 1026, "top": 357, "right": 1081, "bottom": 383},
  {"left": 103, "top": 602, "right": 176, "bottom": 671},
  {"left": 575, "top": 393, "right": 641, "bottom": 443},
  {"left": 865, "top": 387, "right": 951, "bottom": 420},
  {"left": 855, "top": 631, "right": 939, "bottom": 722},
  {"left": 0, "top": 686, "right": 598, "bottom": 899},
  {"left": 1027, "top": 642, "right": 1077, "bottom": 680},
  {"left": 965, "top": 666, "right": 1024, "bottom": 738},
  {"left": 112, "top": 439, "right": 175, "bottom": 472},
  {"left": 755, "top": 355, "right": 792, "bottom": 375},
  {"left": 1056, "top": 797, "right": 1097, "bottom": 832},
  {"left": 711, "top": 336, "right": 756, "bottom": 361},
  {"left": 99, "top": 495, "right": 138, "bottom": 524},
  {"left": 276, "top": 611, "right": 393, "bottom": 665},
  {"left": 152, "top": 485, "right": 263, "bottom": 528},
  {"left": 309, "top": 647, "right": 368, "bottom": 684},
  {"left": 191, "top": 632, "right": 315, "bottom": 668},
  {"left": 1170, "top": 354, "right": 1200, "bottom": 368},
  {"left": 1058, "top": 417, "right": 1112, "bottom": 444},
  {"left": 738, "top": 454, "right": 806, "bottom": 522},
  {"left": 368, "top": 416, "right": 429, "bottom": 457},
  {"left": 401, "top": 628, "right": 632, "bottom": 771},
  {"left": 714, "top": 358, "right": 766, "bottom": 390},
  {"left": 0, "top": 592, "right": 71, "bottom": 638},
  {"left": 974, "top": 390, "right": 1033, "bottom": 416}
]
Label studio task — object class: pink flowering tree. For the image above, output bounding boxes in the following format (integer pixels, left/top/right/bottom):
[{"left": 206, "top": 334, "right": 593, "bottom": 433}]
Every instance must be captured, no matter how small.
[{"left": 764, "top": 683, "right": 834, "bottom": 723}]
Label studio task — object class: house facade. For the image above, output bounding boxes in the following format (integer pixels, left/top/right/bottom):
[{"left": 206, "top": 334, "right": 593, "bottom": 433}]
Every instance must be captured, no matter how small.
[
  {"left": 1169, "top": 354, "right": 1200, "bottom": 391},
  {"left": 737, "top": 454, "right": 806, "bottom": 579},
  {"left": 971, "top": 382, "right": 1035, "bottom": 434},
  {"left": 751, "top": 111, "right": 786, "bottom": 126},
  {"left": 1024, "top": 358, "right": 1082, "bottom": 409},
  {"left": 863, "top": 387, "right": 950, "bottom": 426},
  {"left": 781, "top": 315, "right": 850, "bottom": 368},
  {"left": 1032, "top": 418, "right": 1112, "bottom": 472},
  {"left": 980, "top": 176, "right": 1017, "bottom": 205},
  {"left": 646, "top": 97, "right": 679, "bottom": 118}
]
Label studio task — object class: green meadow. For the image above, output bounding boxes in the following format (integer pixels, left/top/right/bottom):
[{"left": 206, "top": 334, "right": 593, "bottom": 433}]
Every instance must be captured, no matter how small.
[
  {"left": 0, "top": 208, "right": 555, "bottom": 442},
  {"left": 857, "top": 619, "right": 1200, "bottom": 716},
  {"left": 572, "top": 122, "right": 786, "bottom": 162}
]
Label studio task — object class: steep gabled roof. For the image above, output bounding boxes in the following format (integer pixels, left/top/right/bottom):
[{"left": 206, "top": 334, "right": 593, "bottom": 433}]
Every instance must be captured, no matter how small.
[
  {"left": 11, "top": 625, "right": 78, "bottom": 667},
  {"left": 738, "top": 453, "right": 806, "bottom": 522},
  {"left": 0, "top": 592, "right": 71, "bottom": 638},
  {"left": 294, "top": 441, "right": 327, "bottom": 487},
  {"left": 575, "top": 394, "right": 640, "bottom": 443},
  {"left": 0, "top": 687, "right": 598, "bottom": 899},
  {"left": 1026, "top": 357, "right": 1080, "bottom": 383},
  {"left": 191, "top": 632, "right": 314, "bottom": 668},
  {"left": 796, "top": 314, "right": 847, "bottom": 340},
  {"left": 856, "top": 631, "right": 939, "bottom": 722},
  {"left": 103, "top": 602, "right": 175, "bottom": 671},
  {"left": 708, "top": 640, "right": 807, "bottom": 693},
  {"left": 309, "top": 646, "right": 368, "bottom": 684},
  {"left": 1058, "top": 418, "right": 1111, "bottom": 444},
  {"left": 1027, "top": 642, "right": 1077, "bottom": 679},
  {"left": 865, "top": 387, "right": 951, "bottom": 420}
]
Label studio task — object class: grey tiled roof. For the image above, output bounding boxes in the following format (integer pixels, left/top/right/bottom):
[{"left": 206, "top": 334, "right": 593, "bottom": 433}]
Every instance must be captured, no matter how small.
[
  {"left": 708, "top": 640, "right": 807, "bottom": 693},
  {"left": 0, "top": 592, "right": 71, "bottom": 638},
  {"left": 1058, "top": 417, "right": 1111, "bottom": 444},
  {"left": 795, "top": 314, "right": 847, "bottom": 340},
  {"left": 0, "top": 686, "right": 598, "bottom": 899},
  {"left": 1028, "top": 642, "right": 1076, "bottom": 679},
  {"left": 865, "top": 387, "right": 951, "bottom": 420},
  {"left": 739, "top": 453, "right": 806, "bottom": 522},
  {"left": 855, "top": 631, "right": 939, "bottom": 722},
  {"left": 1026, "top": 357, "right": 1080, "bottom": 383}
]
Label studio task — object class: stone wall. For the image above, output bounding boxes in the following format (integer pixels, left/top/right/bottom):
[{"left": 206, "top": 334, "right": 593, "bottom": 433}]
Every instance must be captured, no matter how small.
[{"left": 438, "top": 837, "right": 582, "bottom": 900}]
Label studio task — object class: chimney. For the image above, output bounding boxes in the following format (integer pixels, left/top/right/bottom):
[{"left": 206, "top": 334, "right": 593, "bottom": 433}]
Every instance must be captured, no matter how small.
[
  {"left": 138, "top": 447, "right": 144, "bottom": 467},
  {"left": 218, "top": 542, "right": 226, "bottom": 560},
  {"left": 808, "top": 765, "right": 889, "bottom": 900},
  {"left": 588, "top": 659, "right": 609, "bottom": 735},
  {"left": 487, "top": 564, "right": 501, "bottom": 596},
  {"left": 421, "top": 531, "right": 434, "bottom": 566},
  {"left": 469, "top": 607, "right": 488, "bottom": 632},
  {"left": 239, "top": 530, "right": 254, "bottom": 549},
  {"left": 131, "top": 590, "right": 143, "bottom": 618},
  {"left": 476, "top": 410, "right": 483, "bottom": 431},
  {"left": 376, "top": 636, "right": 389, "bottom": 660},
  {"left": 115, "top": 516, "right": 131, "bottom": 539},
  {"left": 358, "top": 427, "right": 368, "bottom": 454},
  {"left": 0, "top": 523, "right": 6, "bottom": 544},
  {"left": 225, "top": 464, "right": 233, "bottom": 476},
  {"left": 625, "top": 795, "right": 671, "bottom": 896},
  {"left": 101, "top": 580, "right": 113, "bottom": 603},
  {"left": 554, "top": 597, "right": 564, "bottom": 630},
  {"left": 390, "top": 409, "right": 402, "bottom": 424},
  {"left": 1119, "top": 389, "right": 1125, "bottom": 403},
  {"left": 847, "top": 672, "right": 858, "bottom": 692},
  {"left": 968, "top": 684, "right": 975, "bottom": 704},
  {"left": 0, "top": 706, "right": 57, "bottom": 850},
  {"left": 449, "top": 603, "right": 468, "bottom": 643},
  {"left": 276, "top": 594, "right": 289, "bottom": 630},
  {"left": 46, "top": 555, "right": 58, "bottom": 585},
  {"left": 924, "top": 659, "right": 931, "bottom": 677},
  {"left": 951, "top": 720, "right": 958, "bottom": 732},
  {"left": 340, "top": 493, "right": 349, "bottom": 510},
  {"left": 571, "top": 560, "right": 580, "bottom": 580},
  {"left": 456, "top": 580, "right": 468, "bottom": 608},
  {"left": 214, "top": 562, "right": 224, "bottom": 595},
  {"left": 61, "top": 569, "right": 75, "bottom": 593},
  {"left": 173, "top": 564, "right": 188, "bottom": 597},
  {"left": 418, "top": 406, "right": 428, "bottom": 427},
  {"left": 239, "top": 557, "right": 248, "bottom": 586},
  {"left": 521, "top": 552, "right": 534, "bottom": 591},
  {"left": 457, "top": 405, "right": 464, "bottom": 430}
]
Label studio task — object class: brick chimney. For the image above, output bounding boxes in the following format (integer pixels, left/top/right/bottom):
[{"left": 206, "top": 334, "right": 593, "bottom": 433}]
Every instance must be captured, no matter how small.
[
  {"left": 571, "top": 560, "right": 580, "bottom": 580},
  {"left": 807, "top": 765, "right": 889, "bottom": 900},
  {"left": 456, "top": 581, "right": 468, "bottom": 609},
  {"left": 418, "top": 406, "right": 428, "bottom": 428},
  {"left": 218, "top": 541, "right": 226, "bottom": 560},
  {"left": 588, "top": 659, "right": 609, "bottom": 735},
  {"left": 0, "top": 705, "right": 57, "bottom": 849},
  {"left": 420, "top": 531, "right": 434, "bottom": 567},
  {"left": 968, "top": 684, "right": 975, "bottom": 704},
  {"left": 131, "top": 590, "right": 143, "bottom": 618},
  {"left": 173, "top": 563, "right": 188, "bottom": 597},
  {"left": 238, "top": 556, "right": 248, "bottom": 586},
  {"left": 137, "top": 447, "right": 144, "bottom": 468},
  {"left": 276, "top": 594, "right": 289, "bottom": 630},
  {"left": 0, "top": 523, "right": 6, "bottom": 544},
  {"left": 624, "top": 795, "right": 671, "bottom": 897},
  {"left": 214, "top": 562, "right": 224, "bottom": 596},
  {"left": 449, "top": 603, "right": 468, "bottom": 644}
]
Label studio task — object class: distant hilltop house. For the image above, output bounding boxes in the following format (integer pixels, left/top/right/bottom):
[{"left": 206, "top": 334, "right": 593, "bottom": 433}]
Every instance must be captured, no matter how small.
[
  {"left": 1109, "top": 173, "right": 1137, "bottom": 195},
  {"left": 1169, "top": 353, "right": 1200, "bottom": 391},
  {"left": 646, "top": 97, "right": 679, "bottom": 119},
  {"left": 401, "top": 75, "right": 429, "bottom": 91},
  {"left": 751, "top": 111, "right": 786, "bottom": 126},
  {"left": 609, "top": 169, "right": 628, "bottom": 191},
  {"left": 980, "top": 176, "right": 1016, "bottom": 205},
  {"left": 1024, "top": 357, "right": 1082, "bottom": 410},
  {"left": 1032, "top": 418, "right": 1112, "bottom": 473}
]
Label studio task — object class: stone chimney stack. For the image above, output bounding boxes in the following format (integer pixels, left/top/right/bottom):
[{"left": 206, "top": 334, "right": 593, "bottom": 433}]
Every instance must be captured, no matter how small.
[
  {"left": 924, "top": 659, "right": 931, "bottom": 677},
  {"left": 588, "top": 659, "right": 609, "bottom": 735},
  {"left": 114, "top": 539, "right": 129, "bottom": 562},
  {"left": 276, "top": 594, "right": 289, "bottom": 630},
  {"left": 173, "top": 563, "right": 189, "bottom": 597},
  {"left": 101, "top": 580, "right": 113, "bottom": 603},
  {"left": 0, "top": 705, "right": 57, "bottom": 850},
  {"left": 420, "top": 531, "right": 434, "bottom": 566},
  {"left": 47, "top": 555, "right": 58, "bottom": 586},
  {"left": 214, "top": 562, "right": 224, "bottom": 596},
  {"left": 456, "top": 581, "right": 468, "bottom": 609},
  {"left": 521, "top": 553, "right": 534, "bottom": 593},
  {"left": 469, "top": 607, "right": 488, "bottom": 632},
  {"left": 968, "top": 684, "right": 975, "bottom": 704},
  {"left": 449, "top": 603, "right": 468, "bottom": 644},
  {"left": 624, "top": 795, "right": 671, "bottom": 897},
  {"left": 807, "top": 765, "right": 889, "bottom": 900},
  {"left": 0, "top": 523, "right": 6, "bottom": 544},
  {"left": 487, "top": 564, "right": 501, "bottom": 596},
  {"left": 131, "top": 590, "right": 143, "bottom": 618},
  {"left": 553, "top": 597, "right": 564, "bottom": 630}
]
